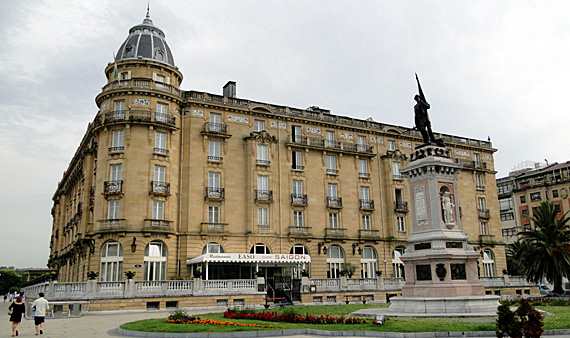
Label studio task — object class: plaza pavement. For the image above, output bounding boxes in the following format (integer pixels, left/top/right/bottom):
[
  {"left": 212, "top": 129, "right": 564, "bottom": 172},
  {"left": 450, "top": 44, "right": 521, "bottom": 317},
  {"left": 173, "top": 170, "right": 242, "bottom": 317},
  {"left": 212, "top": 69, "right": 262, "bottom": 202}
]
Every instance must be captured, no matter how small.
[{"left": 3, "top": 300, "right": 570, "bottom": 338}]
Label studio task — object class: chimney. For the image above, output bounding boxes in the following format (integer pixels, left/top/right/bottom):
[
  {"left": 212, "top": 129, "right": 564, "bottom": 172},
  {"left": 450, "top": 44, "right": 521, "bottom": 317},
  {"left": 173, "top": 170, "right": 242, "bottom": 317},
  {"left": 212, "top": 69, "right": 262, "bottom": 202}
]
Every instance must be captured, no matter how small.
[{"left": 223, "top": 81, "right": 236, "bottom": 98}]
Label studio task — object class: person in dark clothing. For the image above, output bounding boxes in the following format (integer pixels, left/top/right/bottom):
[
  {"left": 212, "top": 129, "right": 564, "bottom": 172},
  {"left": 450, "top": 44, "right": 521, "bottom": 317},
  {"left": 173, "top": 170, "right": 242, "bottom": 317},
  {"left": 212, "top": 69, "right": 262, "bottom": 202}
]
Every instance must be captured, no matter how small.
[{"left": 8, "top": 296, "right": 26, "bottom": 337}]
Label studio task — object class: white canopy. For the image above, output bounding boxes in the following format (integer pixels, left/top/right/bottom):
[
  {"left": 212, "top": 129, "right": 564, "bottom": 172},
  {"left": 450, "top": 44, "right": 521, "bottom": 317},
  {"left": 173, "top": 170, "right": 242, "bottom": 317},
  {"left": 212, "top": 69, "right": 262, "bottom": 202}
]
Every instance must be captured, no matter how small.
[{"left": 186, "top": 253, "right": 311, "bottom": 265}]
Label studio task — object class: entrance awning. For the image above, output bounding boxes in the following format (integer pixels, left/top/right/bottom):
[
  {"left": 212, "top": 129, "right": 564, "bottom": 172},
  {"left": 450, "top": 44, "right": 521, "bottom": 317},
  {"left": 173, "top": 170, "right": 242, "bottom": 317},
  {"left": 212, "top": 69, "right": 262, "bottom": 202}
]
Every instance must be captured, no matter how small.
[{"left": 186, "top": 253, "right": 311, "bottom": 265}]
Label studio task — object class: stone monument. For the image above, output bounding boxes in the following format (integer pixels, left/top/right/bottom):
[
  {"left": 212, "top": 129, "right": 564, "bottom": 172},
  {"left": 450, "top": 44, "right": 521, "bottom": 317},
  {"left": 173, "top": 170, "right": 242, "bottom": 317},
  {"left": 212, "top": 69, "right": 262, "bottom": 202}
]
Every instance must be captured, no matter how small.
[{"left": 388, "top": 76, "right": 499, "bottom": 315}]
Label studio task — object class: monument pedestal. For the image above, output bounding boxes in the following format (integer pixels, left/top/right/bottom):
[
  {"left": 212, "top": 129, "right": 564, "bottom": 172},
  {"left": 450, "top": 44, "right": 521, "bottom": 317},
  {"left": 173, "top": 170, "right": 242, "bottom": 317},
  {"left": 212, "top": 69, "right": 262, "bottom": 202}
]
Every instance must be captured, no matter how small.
[{"left": 388, "top": 145, "right": 499, "bottom": 315}]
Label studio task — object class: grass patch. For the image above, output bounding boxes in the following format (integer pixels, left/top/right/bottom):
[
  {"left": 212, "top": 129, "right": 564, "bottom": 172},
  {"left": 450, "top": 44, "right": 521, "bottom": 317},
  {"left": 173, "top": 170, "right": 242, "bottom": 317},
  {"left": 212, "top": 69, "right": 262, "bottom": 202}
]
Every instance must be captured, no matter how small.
[{"left": 119, "top": 303, "right": 570, "bottom": 334}]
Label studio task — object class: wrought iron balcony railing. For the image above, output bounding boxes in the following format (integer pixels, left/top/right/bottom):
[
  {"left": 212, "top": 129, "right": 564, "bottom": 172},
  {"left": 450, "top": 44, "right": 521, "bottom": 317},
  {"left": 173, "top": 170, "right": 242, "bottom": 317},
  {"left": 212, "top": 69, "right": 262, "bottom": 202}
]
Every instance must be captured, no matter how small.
[
  {"left": 394, "top": 202, "right": 409, "bottom": 212},
  {"left": 326, "top": 169, "right": 339, "bottom": 175},
  {"left": 208, "top": 155, "right": 223, "bottom": 162},
  {"left": 255, "top": 190, "right": 273, "bottom": 202},
  {"left": 359, "top": 199, "right": 375, "bottom": 210},
  {"left": 203, "top": 122, "right": 229, "bottom": 134},
  {"left": 291, "top": 194, "right": 308, "bottom": 206},
  {"left": 205, "top": 187, "right": 225, "bottom": 200},
  {"left": 327, "top": 197, "right": 343, "bottom": 208},
  {"left": 292, "top": 164, "right": 305, "bottom": 170},
  {"left": 103, "top": 180, "right": 123, "bottom": 194},
  {"left": 153, "top": 147, "right": 169, "bottom": 155},
  {"left": 150, "top": 181, "right": 170, "bottom": 195},
  {"left": 256, "top": 159, "right": 271, "bottom": 166}
]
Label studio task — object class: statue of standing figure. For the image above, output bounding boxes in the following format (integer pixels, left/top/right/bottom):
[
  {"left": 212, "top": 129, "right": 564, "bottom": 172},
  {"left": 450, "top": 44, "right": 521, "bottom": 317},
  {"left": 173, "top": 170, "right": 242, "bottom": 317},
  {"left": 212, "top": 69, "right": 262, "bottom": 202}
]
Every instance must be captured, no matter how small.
[
  {"left": 414, "top": 74, "right": 444, "bottom": 146},
  {"left": 441, "top": 191, "right": 455, "bottom": 224}
]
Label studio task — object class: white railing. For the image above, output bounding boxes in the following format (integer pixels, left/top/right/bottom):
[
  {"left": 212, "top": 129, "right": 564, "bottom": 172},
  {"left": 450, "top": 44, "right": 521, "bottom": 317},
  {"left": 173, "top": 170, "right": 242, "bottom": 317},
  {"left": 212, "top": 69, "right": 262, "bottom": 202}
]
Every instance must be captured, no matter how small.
[{"left": 97, "top": 282, "right": 124, "bottom": 294}]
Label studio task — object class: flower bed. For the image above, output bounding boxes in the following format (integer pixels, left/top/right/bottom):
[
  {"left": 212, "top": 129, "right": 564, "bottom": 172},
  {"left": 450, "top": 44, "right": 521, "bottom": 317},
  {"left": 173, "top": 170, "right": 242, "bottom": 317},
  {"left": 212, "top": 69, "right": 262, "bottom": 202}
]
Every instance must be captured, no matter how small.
[
  {"left": 166, "top": 317, "right": 275, "bottom": 328},
  {"left": 224, "top": 310, "right": 367, "bottom": 325}
]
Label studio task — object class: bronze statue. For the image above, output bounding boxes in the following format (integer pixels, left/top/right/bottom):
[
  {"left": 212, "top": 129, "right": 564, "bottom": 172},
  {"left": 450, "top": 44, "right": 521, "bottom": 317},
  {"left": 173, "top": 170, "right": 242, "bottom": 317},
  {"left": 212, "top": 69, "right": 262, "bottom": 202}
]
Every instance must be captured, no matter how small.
[{"left": 414, "top": 74, "right": 444, "bottom": 146}]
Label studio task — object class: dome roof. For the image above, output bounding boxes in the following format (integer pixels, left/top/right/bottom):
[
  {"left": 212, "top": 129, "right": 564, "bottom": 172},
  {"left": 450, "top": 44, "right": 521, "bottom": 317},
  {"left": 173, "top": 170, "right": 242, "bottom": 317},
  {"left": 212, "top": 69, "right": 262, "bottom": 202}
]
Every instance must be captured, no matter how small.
[{"left": 115, "top": 13, "right": 175, "bottom": 67}]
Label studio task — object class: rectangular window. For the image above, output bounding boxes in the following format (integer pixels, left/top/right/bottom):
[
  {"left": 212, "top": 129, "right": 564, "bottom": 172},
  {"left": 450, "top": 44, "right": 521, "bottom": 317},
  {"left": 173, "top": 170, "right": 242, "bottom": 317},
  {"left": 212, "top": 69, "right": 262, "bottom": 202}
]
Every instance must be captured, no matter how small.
[
  {"left": 480, "top": 222, "right": 489, "bottom": 235},
  {"left": 155, "top": 132, "right": 167, "bottom": 153},
  {"left": 258, "top": 207, "right": 269, "bottom": 225},
  {"left": 520, "top": 195, "right": 526, "bottom": 204},
  {"left": 257, "top": 175, "right": 269, "bottom": 191},
  {"left": 209, "top": 172, "right": 220, "bottom": 188},
  {"left": 325, "top": 131, "right": 335, "bottom": 147},
  {"left": 397, "top": 216, "right": 405, "bottom": 232},
  {"left": 552, "top": 190, "right": 559, "bottom": 198},
  {"left": 500, "top": 212, "right": 514, "bottom": 221},
  {"left": 329, "top": 213, "right": 339, "bottom": 228},
  {"left": 360, "top": 186, "right": 370, "bottom": 200},
  {"left": 208, "top": 206, "right": 220, "bottom": 223},
  {"left": 292, "top": 151, "right": 303, "bottom": 169},
  {"left": 114, "top": 100, "right": 125, "bottom": 112},
  {"left": 108, "top": 200, "right": 120, "bottom": 219},
  {"left": 209, "top": 140, "right": 221, "bottom": 160},
  {"left": 254, "top": 120, "right": 265, "bottom": 132},
  {"left": 292, "top": 125, "right": 302, "bottom": 142},
  {"left": 293, "top": 180, "right": 303, "bottom": 195},
  {"left": 476, "top": 174, "right": 484, "bottom": 189},
  {"left": 156, "top": 102, "right": 168, "bottom": 122},
  {"left": 392, "top": 162, "right": 401, "bottom": 179},
  {"left": 154, "top": 165, "right": 166, "bottom": 183},
  {"left": 554, "top": 203, "right": 562, "bottom": 214},
  {"left": 530, "top": 192, "right": 541, "bottom": 201},
  {"left": 153, "top": 200, "right": 164, "bottom": 220},
  {"left": 293, "top": 210, "right": 304, "bottom": 227},
  {"left": 209, "top": 113, "right": 222, "bottom": 131},
  {"left": 357, "top": 135, "right": 366, "bottom": 152},
  {"left": 499, "top": 197, "right": 513, "bottom": 211},
  {"left": 112, "top": 130, "right": 124, "bottom": 151},
  {"left": 120, "top": 71, "right": 130, "bottom": 80},
  {"left": 257, "top": 144, "right": 268, "bottom": 164},
  {"left": 328, "top": 183, "right": 338, "bottom": 198},
  {"left": 478, "top": 197, "right": 486, "bottom": 210},
  {"left": 326, "top": 155, "right": 337, "bottom": 174},
  {"left": 110, "top": 164, "right": 122, "bottom": 181},
  {"left": 387, "top": 140, "right": 395, "bottom": 151},
  {"left": 362, "top": 214, "right": 371, "bottom": 230},
  {"left": 359, "top": 160, "right": 368, "bottom": 176}
]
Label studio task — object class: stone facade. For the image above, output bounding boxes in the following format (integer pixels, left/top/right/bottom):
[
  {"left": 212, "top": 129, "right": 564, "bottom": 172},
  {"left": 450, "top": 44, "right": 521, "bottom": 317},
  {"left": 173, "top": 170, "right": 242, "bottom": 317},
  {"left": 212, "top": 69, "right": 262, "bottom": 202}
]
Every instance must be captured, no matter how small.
[{"left": 47, "top": 14, "right": 505, "bottom": 286}]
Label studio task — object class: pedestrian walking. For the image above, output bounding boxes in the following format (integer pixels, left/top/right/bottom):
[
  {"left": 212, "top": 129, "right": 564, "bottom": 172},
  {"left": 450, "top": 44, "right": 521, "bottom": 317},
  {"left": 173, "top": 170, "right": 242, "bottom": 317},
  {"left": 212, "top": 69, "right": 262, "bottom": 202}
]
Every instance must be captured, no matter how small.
[
  {"left": 8, "top": 296, "right": 26, "bottom": 337},
  {"left": 3, "top": 294, "right": 7, "bottom": 303},
  {"left": 31, "top": 292, "right": 49, "bottom": 335}
]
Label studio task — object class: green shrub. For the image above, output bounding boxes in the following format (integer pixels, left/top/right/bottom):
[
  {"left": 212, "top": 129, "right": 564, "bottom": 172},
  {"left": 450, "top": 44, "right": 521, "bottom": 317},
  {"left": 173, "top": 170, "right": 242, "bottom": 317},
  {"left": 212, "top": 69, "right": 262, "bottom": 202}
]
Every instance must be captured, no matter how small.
[
  {"left": 548, "top": 299, "right": 570, "bottom": 306},
  {"left": 496, "top": 299, "right": 544, "bottom": 338}
]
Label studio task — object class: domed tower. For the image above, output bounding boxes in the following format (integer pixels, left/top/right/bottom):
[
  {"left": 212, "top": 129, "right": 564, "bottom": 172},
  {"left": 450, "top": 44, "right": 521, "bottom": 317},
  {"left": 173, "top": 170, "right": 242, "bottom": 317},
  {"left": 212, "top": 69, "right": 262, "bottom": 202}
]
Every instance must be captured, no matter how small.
[{"left": 89, "top": 11, "right": 183, "bottom": 281}]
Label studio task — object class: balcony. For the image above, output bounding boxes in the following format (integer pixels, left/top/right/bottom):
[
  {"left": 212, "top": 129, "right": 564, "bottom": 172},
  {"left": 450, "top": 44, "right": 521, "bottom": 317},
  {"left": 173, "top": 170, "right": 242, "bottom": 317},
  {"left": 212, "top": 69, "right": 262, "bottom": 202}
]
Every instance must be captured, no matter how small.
[
  {"left": 255, "top": 190, "right": 273, "bottom": 202},
  {"left": 108, "top": 146, "right": 124, "bottom": 153},
  {"left": 291, "top": 194, "right": 308, "bottom": 206},
  {"left": 103, "top": 180, "right": 123, "bottom": 195},
  {"left": 98, "top": 219, "right": 127, "bottom": 230},
  {"left": 454, "top": 158, "right": 487, "bottom": 171},
  {"left": 359, "top": 172, "right": 370, "bottom": 178},
  {"left": 94, "top": 110, "right": 177, "bottom": 129},
  {"left": 478, "top": 209, "right": 491, "bottom": 219},
  {"left": 326, "top": 169, "right": 339, "bottom": 175},
  {"left": 256, "top": 159, "right": 271, "bottom": 166},
  {"left": 201, "top": 222, "right": 228, "bottom": 234},
  {"left": 327, "top": 197, "right": 343, "bottom": 208},
  {"left": 143, "top": 219, "right": 174, "bottom": 233},
  {"left": 359, "top": 199, "right": 375, "bottom": 210},
  {"left": 478, "top": 234, "right": 496, "bottom": 244},
  {"left": 208, "top": 155, "right": 223, "bottom": 162},
  {"left": 285, "top": 135, "right": 375, "bottom": 157},
  {"left": 292, "top": 164, "right": 305, "bottom": 170},
  {"left": 359, "top": 229, "right": 380, "bottom": 241},
  {"left": 288, "top": 226, "right": 312, "bottom": 237},
  {"left": 205, "top": 187, "right": 225, "bottom": 200},
  {"left": 394, "top": 202, "right": 409, "bottom": 212},
  {"left": 150, "top": 181, "right": 170, "bottom": 196},
  {"left": 153, "top": 147, "right": 169, "bottom": 155},
  {"left": 201, "top": 122, "right": 230, "bottom": 138},
  {"left": 325, "top": 227, "right": 347, "bottom": 239},
  {"left": 101, "top": 78, "right": 181, "bottom": 96}
]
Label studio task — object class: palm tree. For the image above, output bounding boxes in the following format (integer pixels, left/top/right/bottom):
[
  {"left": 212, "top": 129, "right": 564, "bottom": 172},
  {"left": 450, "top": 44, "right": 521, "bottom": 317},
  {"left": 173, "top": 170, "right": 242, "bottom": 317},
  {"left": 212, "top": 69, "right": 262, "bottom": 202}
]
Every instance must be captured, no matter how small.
[
  {"left": 518, "top": 201, "right": 570, "bottom": 294},
  {"left": 506, "top": 240, "right": 533, "bottom": 276}
]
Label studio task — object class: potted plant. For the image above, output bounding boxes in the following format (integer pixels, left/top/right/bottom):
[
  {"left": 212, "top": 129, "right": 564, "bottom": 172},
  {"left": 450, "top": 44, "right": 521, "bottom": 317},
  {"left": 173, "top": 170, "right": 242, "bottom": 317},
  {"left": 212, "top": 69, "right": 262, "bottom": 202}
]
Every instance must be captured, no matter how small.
[
  {"left": 341, "top": 263, "right": 357, "bottom": 278},
  {"left": 125, "top": 271, "right": 136, "bottom": 279},
  {"left": 194, "top": 267, "right": 202, "bottom": 278},
  {"left": 375, "top": 270, "right": 382, "bottom": 277},
  {"left": 87, "top": 271, "right": 99, "bottom": 280}
]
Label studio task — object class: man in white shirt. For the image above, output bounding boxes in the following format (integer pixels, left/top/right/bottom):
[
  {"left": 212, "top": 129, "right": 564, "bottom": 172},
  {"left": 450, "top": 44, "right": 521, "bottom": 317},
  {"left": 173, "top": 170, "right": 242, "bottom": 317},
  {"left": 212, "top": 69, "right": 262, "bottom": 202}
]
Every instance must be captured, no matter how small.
[{"left": 32, "top": 292, "right": 49, "bottom": 335}]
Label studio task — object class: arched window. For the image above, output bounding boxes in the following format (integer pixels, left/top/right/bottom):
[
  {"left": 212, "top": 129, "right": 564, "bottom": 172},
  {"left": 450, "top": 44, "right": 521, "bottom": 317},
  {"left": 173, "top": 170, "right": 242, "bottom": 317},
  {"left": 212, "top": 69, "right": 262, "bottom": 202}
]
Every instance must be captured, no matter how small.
[
  {"left": 360, "top": 246, "right": 377, "bottom": 278},
  {"left": 250, "top": 243, "right": 270, "bottom": 254},
  {"left": 144, "top": 241, "right": 167, "bottom": 281},
  {"left": 290, "top": 244, "right": 309, "bottom": 278},
  {"left": 100, "top": 241, "right": 123, "bottom": 281},
  {"left": 326, "top": 245, "right": 345, "bottom": 278},
  {"left": 392, "top": 246, "right": 405, "bottom": 279},
  {"left": 482, "top": 249, "right": 496, "bottom": 277},
  {"left": 202, "top": 242, "right": 225, "bottom": 254}
]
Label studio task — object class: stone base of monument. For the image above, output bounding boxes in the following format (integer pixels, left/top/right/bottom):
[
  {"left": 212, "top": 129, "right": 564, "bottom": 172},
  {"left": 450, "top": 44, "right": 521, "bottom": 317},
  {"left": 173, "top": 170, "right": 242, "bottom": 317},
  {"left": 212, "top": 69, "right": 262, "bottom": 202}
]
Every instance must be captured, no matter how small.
[{"left": 388, "top": 295, "right": 500, "bottom": 315}]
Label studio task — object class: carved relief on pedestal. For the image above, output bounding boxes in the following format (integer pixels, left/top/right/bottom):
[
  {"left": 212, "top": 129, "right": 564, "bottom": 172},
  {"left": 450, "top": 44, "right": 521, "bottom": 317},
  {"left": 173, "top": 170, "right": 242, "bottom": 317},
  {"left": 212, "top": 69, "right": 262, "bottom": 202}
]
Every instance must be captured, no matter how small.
[{"left": 414, "top": 185, "right": 428, "bottom": 226}]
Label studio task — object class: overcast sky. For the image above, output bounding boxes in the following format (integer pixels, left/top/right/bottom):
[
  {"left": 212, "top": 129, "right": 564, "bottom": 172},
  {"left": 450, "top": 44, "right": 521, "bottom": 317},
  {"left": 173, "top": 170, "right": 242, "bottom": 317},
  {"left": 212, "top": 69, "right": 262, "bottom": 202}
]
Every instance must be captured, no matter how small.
[{"left": 1, "top": 0, "right": 569, "bottom": 268}]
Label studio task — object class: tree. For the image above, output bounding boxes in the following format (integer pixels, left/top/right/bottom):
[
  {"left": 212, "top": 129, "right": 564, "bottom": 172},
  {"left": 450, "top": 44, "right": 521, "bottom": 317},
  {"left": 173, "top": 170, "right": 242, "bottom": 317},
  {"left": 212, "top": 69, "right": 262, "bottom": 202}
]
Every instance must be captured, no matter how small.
[
  {"left": 0, "top": 269, "right": 24, "bottom": 294},
  {"left": 518, "top": 201, "right": 570, "bottom": 294},
  {"left": 506, "top": 240, "right": 533, "bottom": 276}
]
